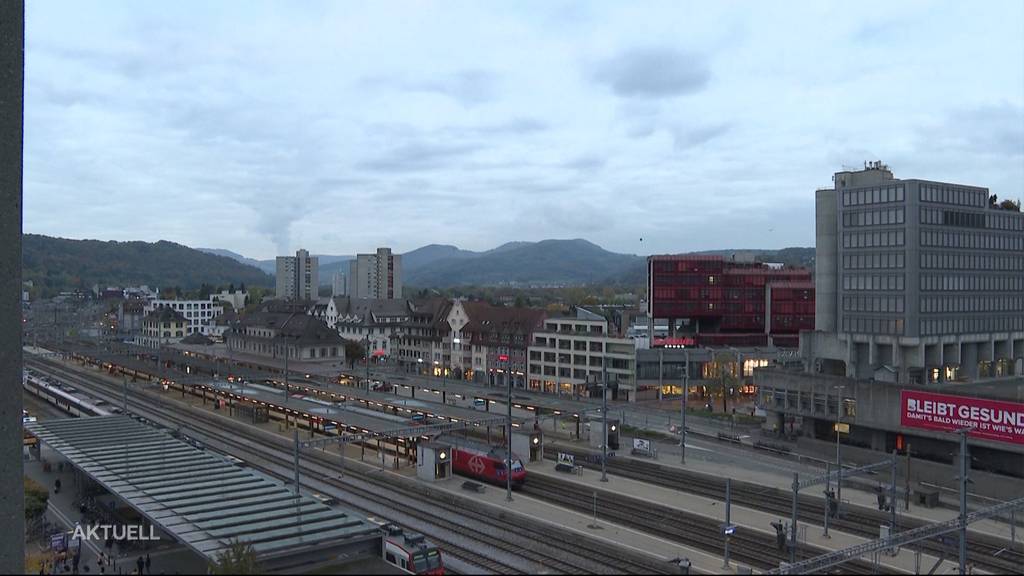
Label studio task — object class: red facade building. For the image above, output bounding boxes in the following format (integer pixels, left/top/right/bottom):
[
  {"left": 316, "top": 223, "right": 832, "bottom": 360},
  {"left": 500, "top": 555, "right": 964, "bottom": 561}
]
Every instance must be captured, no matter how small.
[{"left": 648, "top": 255, "right": 814, "bottom": 348}]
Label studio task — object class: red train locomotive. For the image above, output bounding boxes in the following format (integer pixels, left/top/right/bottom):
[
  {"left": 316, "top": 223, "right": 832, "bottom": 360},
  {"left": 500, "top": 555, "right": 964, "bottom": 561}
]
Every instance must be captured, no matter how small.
[{"left": 443, "top": 436, "right": 527, "bottom": 487}]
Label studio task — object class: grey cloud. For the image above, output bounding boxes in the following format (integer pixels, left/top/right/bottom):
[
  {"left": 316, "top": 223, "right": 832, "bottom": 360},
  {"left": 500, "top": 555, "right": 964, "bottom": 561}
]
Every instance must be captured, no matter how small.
[
  {"left": 561, "top": 154, "right": 607, "bottom": 172},
  {"left": 413, "top": 69, "right": 498, "bottom": 106},
  {"left": 671, "top": 123, "right": 731, "bottom": 150},
  {"left": 938, "top": 104, "right": 1024, "bottom": 157},
  {"left": 439, "top": 117, "right": 549, "bottom": 139},
  {"left": 592, "top": 47, "right": 711, "bottom": 98},
  {"left": 364, "top": 69, "right": 500, "bottom": 107},
  {"left": 355, "top": 141, "right": 481, "bottom": 173},
  {"left": 851, "top": 19, "right": 902, "bottom": 43}
]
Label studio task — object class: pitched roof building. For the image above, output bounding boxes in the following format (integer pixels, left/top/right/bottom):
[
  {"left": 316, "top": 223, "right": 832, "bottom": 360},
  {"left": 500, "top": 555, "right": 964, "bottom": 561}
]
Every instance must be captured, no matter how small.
[{"left": 227, "top": 307, "right": 344, "bottom": 363}]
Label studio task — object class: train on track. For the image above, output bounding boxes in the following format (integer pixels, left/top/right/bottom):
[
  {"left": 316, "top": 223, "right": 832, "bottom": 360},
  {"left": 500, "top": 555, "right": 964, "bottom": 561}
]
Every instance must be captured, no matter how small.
[
  {"left": 442, "top": 436, "right": 527, "bottom": 487},
  {"left": 370, "top": 520, "right": 445, "bottom": 575},
  {"left": 23, "top": 370, "right": 114, "bottom": 418}
]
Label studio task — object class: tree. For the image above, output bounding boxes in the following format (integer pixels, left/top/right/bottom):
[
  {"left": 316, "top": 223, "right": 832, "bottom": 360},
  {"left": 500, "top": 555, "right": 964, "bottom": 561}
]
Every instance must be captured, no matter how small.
[
  {"left": 210, "top": 539, "right": 260, "bottom": 574},
  {"left": 711, "top": 351, "right": 740, "bottom": 414},
  {"left": 344, "top": 339, "right": 366, "bottom": 369},
  {"left": 24, "top": 477, "right": 48, "bottom": 521},
  {"left": 999, "top": 198, "right": 1021, "bottom": 212}
]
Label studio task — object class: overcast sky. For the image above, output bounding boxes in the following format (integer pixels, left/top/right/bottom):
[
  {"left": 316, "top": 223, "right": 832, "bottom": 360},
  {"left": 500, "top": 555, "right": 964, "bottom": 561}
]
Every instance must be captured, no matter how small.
[{"left": 25, "top": 1, "right": 1024, "bottom": 259}]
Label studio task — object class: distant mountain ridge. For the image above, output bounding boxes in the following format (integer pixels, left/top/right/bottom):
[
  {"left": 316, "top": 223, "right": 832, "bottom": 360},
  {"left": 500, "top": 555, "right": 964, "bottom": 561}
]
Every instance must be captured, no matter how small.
[
  {"left": 197, "top": 241, "right": 814, "bottom": 289},
  {"left": 197, "top": 248, "right": 354, "bottom": 280},
  {"left": 403, "top": 239, "right": 644, "bottom": 287},
  {"left": 25, "top": 235, "right": 273, "bottom": 298}
]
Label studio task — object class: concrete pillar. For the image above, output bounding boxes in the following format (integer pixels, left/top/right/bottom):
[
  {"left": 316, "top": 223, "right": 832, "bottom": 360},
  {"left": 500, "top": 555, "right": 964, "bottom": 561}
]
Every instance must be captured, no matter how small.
[
  {"left": 0, "top": 2, "right": 24, "bottom": 571},
  {"left": 962, "top": 343, "right": 979, "bottom": 380},
  {"left": 846, "top": 338, "right": 856, "bottom": 378},
  {"left": 815, "top": 189, "right": 838, "bottom": 332},
  {"left": 871, "top": 429, "right": 887, "bottom": 451}
]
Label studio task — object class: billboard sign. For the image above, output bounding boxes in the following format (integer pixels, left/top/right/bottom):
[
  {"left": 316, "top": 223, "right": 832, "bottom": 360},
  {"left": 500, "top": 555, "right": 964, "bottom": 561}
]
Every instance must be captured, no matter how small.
[
  {"left": 632, "top": 438, "right": 652, "bottom": 452},
  {"left": 900, "top": 390, "right": 1024, "bottom": 445}
]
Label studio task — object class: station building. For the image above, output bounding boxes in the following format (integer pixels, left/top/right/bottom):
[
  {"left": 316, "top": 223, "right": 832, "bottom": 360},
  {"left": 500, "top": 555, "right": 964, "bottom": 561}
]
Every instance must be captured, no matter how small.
[
  {"left": 757, "top": 162, "right": 1024, "bottom": 475},
  {"left": 226, "top": 301, "right": 344, "bottom": 362}
]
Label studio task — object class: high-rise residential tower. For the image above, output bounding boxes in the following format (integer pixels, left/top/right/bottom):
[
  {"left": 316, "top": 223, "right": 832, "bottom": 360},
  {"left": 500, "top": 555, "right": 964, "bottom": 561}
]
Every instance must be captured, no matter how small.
[
  {"left": 275, "top": 248, "right": 319, "bottom": 301},
  {"left": 347, "top": 247, "right": 402, "bottom": 300}
]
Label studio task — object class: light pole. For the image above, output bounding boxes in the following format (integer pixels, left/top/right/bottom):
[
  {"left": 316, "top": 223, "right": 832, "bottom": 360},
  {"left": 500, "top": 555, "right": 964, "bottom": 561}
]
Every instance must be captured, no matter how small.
[
  {"left": 601, "top": 361, "right": 609, "bottom": 483},
  {"left": 434, "top": 360, "right": 441, "bottom": 396},
  {"left": 446, "top": 337, "right": 460, "bottom": 405},
  {"left": 283, "top": 344, "right": 289, "bottom": 405},
  {"left": 726, "top": 345, "right": 743, "bottom": 417},
  {"left": 834, "top": 384, "right": 845, "bottom": 517},
  {"left": 681, "top": 348, "right": 689, "bottom": 464},
  {"left": 503, "top": 352, "right": 513, "bottom": 503}
]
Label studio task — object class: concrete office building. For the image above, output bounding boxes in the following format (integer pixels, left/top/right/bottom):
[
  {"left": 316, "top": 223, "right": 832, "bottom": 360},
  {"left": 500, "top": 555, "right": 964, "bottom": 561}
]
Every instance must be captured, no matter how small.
[
  {"left": 348, "top": 247, "right": 401, "bottom": 300},
  {"left": 332, "top": 272, "right": 347, "bottom": 297},
  {"left": 756, "top": 163, "right": 1024, "bottom": 472},
  {"left": 276, "top": 249, "right": 319, "bottom": 301},
  {"left": 804, "top": 161, "right": 1024, "bottom": 384}
]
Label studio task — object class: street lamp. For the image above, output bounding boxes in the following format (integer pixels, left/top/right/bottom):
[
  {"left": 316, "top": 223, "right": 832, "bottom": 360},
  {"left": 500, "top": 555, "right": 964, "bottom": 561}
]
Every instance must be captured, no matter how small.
[
  {"left": 833, "top": 384, "right": 846, "bottom": 517},
  {"left": 500, "top": 352, "right": 513, "bottom": 503},
  {"left": 446, "top": 337, "right": 460, "bottom": 404},
  {"left": 681, "top": 348, "right": 689, "bottom": 465}
]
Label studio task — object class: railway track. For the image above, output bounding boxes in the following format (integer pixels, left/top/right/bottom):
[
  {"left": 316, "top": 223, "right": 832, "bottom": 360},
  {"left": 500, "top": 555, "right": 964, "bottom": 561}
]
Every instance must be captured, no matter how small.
[
  {"left": 546, "top": 444, "right": 1024, "bottom": 574},
  {"left": 27, "top": 356, "right": 532, "bottom": 574},
  {"left": 28, "top": 355, "right": 673, "bottom": 575}
]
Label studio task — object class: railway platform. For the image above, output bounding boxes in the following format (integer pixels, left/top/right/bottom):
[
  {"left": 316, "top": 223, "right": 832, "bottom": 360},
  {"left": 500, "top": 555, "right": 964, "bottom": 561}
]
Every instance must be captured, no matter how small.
[
  {"left": 426, "top": 472, "right": 725, "bottom": 574},
  {"left": 528, "top": 457, "right": 970, "bottom": 574},
  {"left": 579, "top": 434, "right": 1021, "bottom": 544}
]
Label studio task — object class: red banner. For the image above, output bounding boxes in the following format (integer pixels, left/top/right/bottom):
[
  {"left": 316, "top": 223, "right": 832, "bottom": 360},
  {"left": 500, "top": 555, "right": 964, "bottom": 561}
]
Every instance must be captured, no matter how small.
[{"left": 900, "top": 390, "right": 1024, "bottom": 445}]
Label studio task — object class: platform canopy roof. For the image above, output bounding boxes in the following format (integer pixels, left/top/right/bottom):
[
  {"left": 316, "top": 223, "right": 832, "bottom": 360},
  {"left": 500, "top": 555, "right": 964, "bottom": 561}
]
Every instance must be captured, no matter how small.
[{"left": 25, "top": 416, "right": 381, "bottom": 568}]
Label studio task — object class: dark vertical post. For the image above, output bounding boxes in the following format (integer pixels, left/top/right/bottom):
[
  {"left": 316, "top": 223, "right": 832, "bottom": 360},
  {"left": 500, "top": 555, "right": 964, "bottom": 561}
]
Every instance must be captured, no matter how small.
[
  {"left": 835, "top": 386, "right": 844, "bottom": 518},
  {"left": 293, "top": 429, "right": 301, "bottom": 495},
  {"left": 0, "top": 2, "right": 25, "bottom": 571},
  {"left": 959, "top": 430, "right": 968, "bottom": 575},
  {"left": 890, "top": 449, "right": 898, "bottom": 533},
  {"left": 506, "top": 355, "right": 513, "bottom": 502},
  {"left": 658, "top": 348, "right": 663, "bottom": 401},
  {"left": 905, "top": 442, "right": 912, "bottom": 511},
  {"left": 681, "top": 348, "right": 688, "bottom": 464},
  {"left": 823, "top": 461, "right": 831, "bottom": 538},
  {"left": 601, "top": 362, "right": 608, "bottom": 482},
  {"left": 723, "top": 477, "right": 732, "bottom": 569},
  {"left": 790, "top": 472, "right": 799, "bottom": 563}
]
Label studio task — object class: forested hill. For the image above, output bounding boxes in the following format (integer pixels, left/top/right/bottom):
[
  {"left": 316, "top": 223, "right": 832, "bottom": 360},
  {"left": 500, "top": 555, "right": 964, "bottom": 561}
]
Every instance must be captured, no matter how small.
[{"left": 23, "top": 234, "right": 273, "bottom": 298}]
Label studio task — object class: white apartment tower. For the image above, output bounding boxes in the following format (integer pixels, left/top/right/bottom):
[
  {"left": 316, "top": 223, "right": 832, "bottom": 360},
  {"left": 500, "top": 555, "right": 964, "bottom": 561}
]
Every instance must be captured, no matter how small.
[
  {"left": 348, "top": 247, "right": 402, "bottom": 299},
  {"left": 276, "top": 248, "right": 319, "bottom": 301}
]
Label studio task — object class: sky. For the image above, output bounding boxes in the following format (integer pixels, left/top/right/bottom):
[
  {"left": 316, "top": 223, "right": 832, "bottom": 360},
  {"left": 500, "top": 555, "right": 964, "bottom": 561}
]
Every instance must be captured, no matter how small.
[{"left": 24, "top": 1, "right": 1024, "bottom": 260}]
